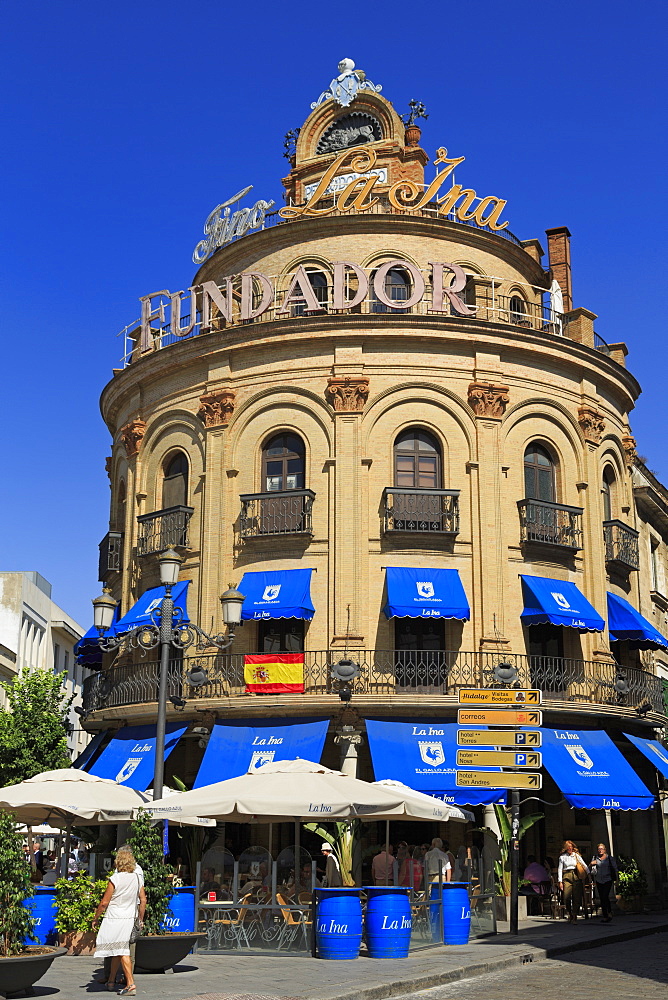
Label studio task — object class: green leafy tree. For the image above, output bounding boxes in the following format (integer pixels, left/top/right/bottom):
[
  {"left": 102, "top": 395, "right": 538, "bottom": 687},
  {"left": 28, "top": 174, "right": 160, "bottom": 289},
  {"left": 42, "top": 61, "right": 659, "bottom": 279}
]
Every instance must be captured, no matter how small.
[
  {"left": 478, "top": 803, "right": 544, "bottom": 896},
  {"left": 0, "top": 809, "right": 36, "bottom": 955},
  {"left": 128, "top": 810, "right": 173, "bottom": 934},
  {"left": 0, "top": 670, "right": 73, "bottom": 785},
  {"left": 617, "top": 855, "right": 648, "bottom": 901}
]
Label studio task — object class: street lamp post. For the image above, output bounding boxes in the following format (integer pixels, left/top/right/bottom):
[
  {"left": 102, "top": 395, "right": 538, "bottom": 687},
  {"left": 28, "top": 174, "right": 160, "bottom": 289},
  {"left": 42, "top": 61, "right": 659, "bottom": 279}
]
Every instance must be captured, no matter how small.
[{"left": 92, "top": 548, "right": 245, "bottom": 799}]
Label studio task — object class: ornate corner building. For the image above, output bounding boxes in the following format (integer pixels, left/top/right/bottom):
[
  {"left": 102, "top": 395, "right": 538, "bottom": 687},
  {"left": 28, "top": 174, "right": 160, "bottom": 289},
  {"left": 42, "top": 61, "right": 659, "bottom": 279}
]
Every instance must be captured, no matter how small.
[{"left": 86, "top": 59, "right": 668, "bottom": 894}]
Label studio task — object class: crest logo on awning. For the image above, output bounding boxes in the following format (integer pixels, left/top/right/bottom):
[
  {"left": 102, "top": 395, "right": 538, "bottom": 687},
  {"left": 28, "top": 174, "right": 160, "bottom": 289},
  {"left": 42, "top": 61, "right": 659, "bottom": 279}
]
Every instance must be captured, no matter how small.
[
  {"left": 416, "top": 581, "right": 435, "bottom": 599},
  {"left": 249, "top": 750, "right": 275, "bottom": 771},
  {"left": 116, "top": 758, "right": 142, "bottom": 783},
  {"left": 565, "top": 744, "right": 594, "bottom": 769},
  {"left": 262, "top": 585, "right": 281, "bottom": 602},
  {"left": 649, "top": 743, "right": 668, "bottom": 766},
  {"left": 418, "top": 741, "right": 445, "bottom": 766},
  {"left": 551, "top": 591, "right": 572, "bottom": 610}
]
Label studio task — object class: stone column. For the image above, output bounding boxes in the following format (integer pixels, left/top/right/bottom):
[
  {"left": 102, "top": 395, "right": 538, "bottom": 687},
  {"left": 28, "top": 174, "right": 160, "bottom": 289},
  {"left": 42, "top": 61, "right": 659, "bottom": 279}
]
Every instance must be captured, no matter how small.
[
  {"left": 325, "top": 375, "right": 369, "bottom": 646},
  {"left": 334, "top": 725, "right": 363, "bottom": 778}
]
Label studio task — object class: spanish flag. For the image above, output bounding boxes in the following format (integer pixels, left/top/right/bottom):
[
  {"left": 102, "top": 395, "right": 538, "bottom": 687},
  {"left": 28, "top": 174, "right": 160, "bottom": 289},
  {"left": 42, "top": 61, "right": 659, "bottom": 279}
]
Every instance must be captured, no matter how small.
[{"left": 244, "top": 653, "right": 305, "bottom": 694}]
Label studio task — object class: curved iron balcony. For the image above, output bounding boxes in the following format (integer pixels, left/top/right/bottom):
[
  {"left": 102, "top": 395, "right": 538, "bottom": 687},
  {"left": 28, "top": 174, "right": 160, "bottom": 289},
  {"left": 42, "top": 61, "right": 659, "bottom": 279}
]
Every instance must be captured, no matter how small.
[
  {"left": 81, "top": 649, "right": 666, "bottom": 719},
  {"left": 603, "top": 519, "right": 639, "bottom": 571},
  {"left": 383, "top": 488, "right": 460, "bottom": 535},
  {"left": 136, "top": 505, "right": 194, "bottom": 556},
  {"left": 239, "top": 489, "right": 315, "bottom": 538},
  {"left": 518, "top": 499, "right": 583, "bottom": 551}
]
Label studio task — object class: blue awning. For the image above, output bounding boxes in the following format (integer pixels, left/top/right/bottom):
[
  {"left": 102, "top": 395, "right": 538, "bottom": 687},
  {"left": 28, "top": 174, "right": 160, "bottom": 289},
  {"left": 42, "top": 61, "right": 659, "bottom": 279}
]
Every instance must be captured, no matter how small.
[
  {"left": 366, "top": 719, "right": 505, "bottom": 806},
  {"left": 194, "top": 718, "right": 329, "bottom": 788},
  {"left": 383, "top": 568, "right": 470, "bottom": 620},
  {"left": 86, "top": 723, "right": 188, "bottom": 791},
  {"left": 112, "top": 581, "right": 191, "bottom": 633},
  {"left": 607, "top": 593, "right": 668, "bottom": 649},
  {"left": 72, "top": 731, "right": 109, "bottom": 770},
  {"left": 539, "top": 727, "right": 654, "bottom": 810},
  {"left": 239, "top": 569, "right": 314, "bottom": 620},
  {"left": 624, "top": 733, "right": 668, "bottom": 781},
  {"left": 520, "top": 575, "right": 604, "bottom": 632}
]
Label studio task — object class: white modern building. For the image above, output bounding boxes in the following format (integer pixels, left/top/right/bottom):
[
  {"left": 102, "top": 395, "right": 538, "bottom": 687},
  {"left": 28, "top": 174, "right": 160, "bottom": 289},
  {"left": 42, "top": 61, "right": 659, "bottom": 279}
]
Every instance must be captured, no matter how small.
[{"left": 0, "top": 571, "right": 89, "bottom": 757}]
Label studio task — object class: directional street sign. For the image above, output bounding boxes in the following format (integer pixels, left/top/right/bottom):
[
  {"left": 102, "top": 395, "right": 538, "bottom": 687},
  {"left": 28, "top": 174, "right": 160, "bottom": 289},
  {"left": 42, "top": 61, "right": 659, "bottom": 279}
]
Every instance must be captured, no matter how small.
[
  {"left": 457, "top": 709, "right": 542, "bottom": 726},
  {"left": 456, "top": 749, "right": 542, "bottom": 768},
  {"left": 458, "top": 688, "right": 542, "bottom": 705},
  {"left": 456, "top": 770, "right": 542, "bottom": 790},
  {"left": 457, "top": 729, "right": 542, "bottom": 747}
]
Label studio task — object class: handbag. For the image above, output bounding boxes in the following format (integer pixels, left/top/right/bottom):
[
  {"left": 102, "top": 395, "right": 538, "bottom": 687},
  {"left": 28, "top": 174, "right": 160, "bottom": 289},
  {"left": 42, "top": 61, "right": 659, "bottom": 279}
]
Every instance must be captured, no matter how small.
[
  {"left": 129, "top": 873, "right": 142, "bottom": 942},
  {"left": 575, "top": 855, "right": 590, "bottom": 882}
]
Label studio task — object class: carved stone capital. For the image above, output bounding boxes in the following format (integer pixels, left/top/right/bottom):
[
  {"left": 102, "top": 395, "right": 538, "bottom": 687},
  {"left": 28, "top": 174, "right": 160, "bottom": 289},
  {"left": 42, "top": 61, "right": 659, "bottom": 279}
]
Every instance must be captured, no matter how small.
[
  {"left": 467, "top": 381, "right": 509, "bottom": 419},
  {"left": 198, "top": 389, "right": 236, "bottom": 427},
  {"left": 326, "top": 376, "right": 369, "bottom": 412},
  {"left": 120, "top": 420, "right": 146, "bottom": 458},
  {"left": 622, "top": 434, "right": 637, "bottom": 466},
  {"left": 578, "top": 406, "right": 605, "bottom": 444}
]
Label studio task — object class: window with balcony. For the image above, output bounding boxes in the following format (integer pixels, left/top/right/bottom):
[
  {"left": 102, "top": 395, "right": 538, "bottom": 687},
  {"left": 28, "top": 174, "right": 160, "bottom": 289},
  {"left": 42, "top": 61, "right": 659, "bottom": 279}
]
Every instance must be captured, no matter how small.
[
  {"left": 384, "top": 428, "right": 459, "bottom": 534},
  {"left": 510, "top": 294, "right": 528, "bottom": 326},
  {"left": 394, "top": 619, "right": 446, "bottom": 688},
  {"left": 258, "top": 620, "right": 305, "bottom": 653},
  {"left": 240, "top": 432, "right": 314, "bottom": 537},
  {"left": 520, "top": 443, "right": 582, "bottom": 549},
  {"left": 601, "top": 466, "right": 614, "bottom": 521}
]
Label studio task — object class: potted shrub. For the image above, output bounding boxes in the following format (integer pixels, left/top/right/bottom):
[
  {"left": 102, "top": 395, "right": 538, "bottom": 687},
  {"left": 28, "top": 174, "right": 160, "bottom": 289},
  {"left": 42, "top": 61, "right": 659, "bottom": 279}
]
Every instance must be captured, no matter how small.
[
  {"left": 55, "top": 871, "right": 109, "bottom": 954},
  {"left": 0, "top": 809, "right": 65, "bottom": 997},
  {"left": 616, "top": 855, "right": 648, "bottom": 913},
  {"left": 128, "top": 810, "right": 204, "bottom": 972}
]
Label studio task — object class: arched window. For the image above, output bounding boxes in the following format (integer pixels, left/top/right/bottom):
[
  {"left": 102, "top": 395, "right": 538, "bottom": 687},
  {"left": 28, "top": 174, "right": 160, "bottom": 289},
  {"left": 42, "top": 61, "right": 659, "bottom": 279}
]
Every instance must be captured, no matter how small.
[
  {"left": 262, "top": 433, "right": 305, "bottom": 492},
  {"left": 162, "top": 452, "right": 189, "bottom": 508},
  {"left": 602, "top": 466, "right": 615, "bottom": 521},
  {"left": 524, "top": 443, "right": 555, "bottom": 502},
  {"left": 462, "top": 274, "right": 477, "bottom": 309},
  {"left": 115, "top": 480, "right": 126, "bottom": 531},
  {"left": 371, "top": 266, "right": 411, "bottom": 313},
  {"left": 510, "top": 294, "right": 527, "bottom": 325},
  {"left": 292, "top": 268, "right": 328, "bottom": 317},
  {"left": 394, "top": 428, "right": 441, "bottom": 489}
]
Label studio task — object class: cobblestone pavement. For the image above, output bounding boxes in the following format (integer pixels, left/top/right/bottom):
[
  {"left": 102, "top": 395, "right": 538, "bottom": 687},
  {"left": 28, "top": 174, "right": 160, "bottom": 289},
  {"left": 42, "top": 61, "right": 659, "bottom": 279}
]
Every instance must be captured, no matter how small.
[{"left": 392, "top": 931, "right": 668, "bottom": 1000}]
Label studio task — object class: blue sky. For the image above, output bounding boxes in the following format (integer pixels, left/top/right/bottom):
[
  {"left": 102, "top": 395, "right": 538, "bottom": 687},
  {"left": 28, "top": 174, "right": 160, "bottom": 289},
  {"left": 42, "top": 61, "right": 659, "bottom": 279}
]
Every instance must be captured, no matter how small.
[{"left": 0, "top": 0, "right": 665, "bottom": 626}]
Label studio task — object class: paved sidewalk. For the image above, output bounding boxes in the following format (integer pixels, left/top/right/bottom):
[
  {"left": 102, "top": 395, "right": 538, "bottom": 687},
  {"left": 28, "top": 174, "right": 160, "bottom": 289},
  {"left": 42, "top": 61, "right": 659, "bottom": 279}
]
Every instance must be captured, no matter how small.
[{"left": 28, "top": 912, "right": 668, "bottom": 1000}]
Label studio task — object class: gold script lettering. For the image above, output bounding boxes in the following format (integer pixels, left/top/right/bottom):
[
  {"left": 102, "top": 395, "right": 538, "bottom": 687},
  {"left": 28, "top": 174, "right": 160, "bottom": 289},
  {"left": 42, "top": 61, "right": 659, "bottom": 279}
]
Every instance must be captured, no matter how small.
[
  {"left": 279, "top": 147, "right": 378, "bottom": 219},
  {"left": 336, "top": 174, "right": 380, "bottom": 213},
  {"left": 471, "top": 195, "right": 509, "bottom": 231}
]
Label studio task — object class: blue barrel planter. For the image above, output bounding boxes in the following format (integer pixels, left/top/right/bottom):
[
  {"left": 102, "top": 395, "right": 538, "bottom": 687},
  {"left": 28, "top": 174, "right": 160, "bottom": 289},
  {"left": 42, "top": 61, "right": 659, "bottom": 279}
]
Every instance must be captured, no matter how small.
[
  {"left": 314, "top": 887, "right": 362, "bottom": 960},
  {"left": 441, "top": 882, "right": 471, "bottom": 945},
  {"left": 364, "top": 886, "right": 411, "bottom": 959},
  {"left": 23, "top": 887, "right": 58, "bottom": 946},
  {"left": 161, "top": 886, "right": 196, "bottom": 933}
]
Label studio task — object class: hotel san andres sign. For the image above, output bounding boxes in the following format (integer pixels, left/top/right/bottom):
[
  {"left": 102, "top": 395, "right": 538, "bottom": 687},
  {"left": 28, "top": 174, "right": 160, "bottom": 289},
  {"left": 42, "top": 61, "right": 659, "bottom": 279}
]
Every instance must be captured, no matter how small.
[{"left": 138, "top": 136, "right": 511, "bottom": 351}]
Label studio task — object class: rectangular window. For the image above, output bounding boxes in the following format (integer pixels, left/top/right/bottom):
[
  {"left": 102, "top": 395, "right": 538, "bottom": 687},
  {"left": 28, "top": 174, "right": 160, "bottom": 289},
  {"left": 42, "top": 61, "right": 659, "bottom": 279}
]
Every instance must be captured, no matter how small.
[
  {"left": 53, "top": 643, "right": 60, "bottom": 672},
  {"left": 63, "top": 651, "right": 70, "bottom": 675}
]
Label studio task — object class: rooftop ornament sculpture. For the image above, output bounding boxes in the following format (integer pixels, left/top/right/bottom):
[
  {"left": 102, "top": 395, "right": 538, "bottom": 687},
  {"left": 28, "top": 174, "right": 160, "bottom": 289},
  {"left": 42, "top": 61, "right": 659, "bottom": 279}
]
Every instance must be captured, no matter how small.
[
  {"left": 311, "top": 58, "right": 382, "bottom": 109},
  {"left": 402, "top": 100, "right": 429, "bottom": 126},
  {"left": 283, "top": 127, "right": 301, "bottom": 160}
]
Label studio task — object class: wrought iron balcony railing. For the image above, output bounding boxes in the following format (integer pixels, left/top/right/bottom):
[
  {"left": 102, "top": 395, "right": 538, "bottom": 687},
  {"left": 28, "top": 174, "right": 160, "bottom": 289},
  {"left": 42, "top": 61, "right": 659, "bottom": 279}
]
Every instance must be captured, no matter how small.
[
  {"left": 136, "top": 505, "right": 194, "bottom": 556},
  {"left": 98, "top": 531, "right": 123, "bottom": 581},
  {"left": 518, "top": 498, "right": 583, "bottom": 551},
  {"left": 81, "top": 648, "right": 665, "bottom": 718},
  {"left": 239, "top": 489, "right": 315, "bottom": 538},
  {"left": 603, "top": 519, "right": 639, "bottom": 571},
  {"left": 383, "top": 488, "right": 460, "bottom": 535}
]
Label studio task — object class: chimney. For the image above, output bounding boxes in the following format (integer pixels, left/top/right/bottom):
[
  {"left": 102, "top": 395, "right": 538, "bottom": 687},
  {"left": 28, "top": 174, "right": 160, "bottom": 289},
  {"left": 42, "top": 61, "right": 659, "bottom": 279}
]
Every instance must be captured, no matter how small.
[{"left": 545, "top": 227, "right": 572, "bottom": 312}]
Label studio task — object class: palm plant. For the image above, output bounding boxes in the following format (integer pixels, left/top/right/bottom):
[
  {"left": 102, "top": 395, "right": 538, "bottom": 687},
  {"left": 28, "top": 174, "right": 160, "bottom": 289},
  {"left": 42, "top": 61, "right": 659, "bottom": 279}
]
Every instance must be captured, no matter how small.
[
  {"left": 304, "top": 820, "right": 362, "bottom": 886},
  {"left": 478, "top": 803, "right": 544, "bottom": 895}
]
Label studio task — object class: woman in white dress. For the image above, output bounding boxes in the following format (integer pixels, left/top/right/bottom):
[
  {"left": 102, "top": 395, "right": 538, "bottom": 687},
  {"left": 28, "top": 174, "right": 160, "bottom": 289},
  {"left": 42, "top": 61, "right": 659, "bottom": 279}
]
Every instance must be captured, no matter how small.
[{"left": 93, "top": 847, "right": 146, "bottom": 996}]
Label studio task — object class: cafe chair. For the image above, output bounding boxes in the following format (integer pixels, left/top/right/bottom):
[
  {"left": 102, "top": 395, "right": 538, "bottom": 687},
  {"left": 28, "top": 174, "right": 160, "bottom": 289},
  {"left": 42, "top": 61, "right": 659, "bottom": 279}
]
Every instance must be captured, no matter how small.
[
  {"left": 209, "top": 894, "right": 255, "bottom": 949},
  {"left": 275, "top": 893, "right": 311, "bottom": 950}
]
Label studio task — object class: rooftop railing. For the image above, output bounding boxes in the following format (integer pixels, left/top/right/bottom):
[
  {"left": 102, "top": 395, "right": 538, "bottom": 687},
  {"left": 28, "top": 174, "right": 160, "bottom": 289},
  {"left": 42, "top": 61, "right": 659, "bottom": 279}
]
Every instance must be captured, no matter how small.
[{"left": 81, "top": 649, "right": 665, "bottom": 716}]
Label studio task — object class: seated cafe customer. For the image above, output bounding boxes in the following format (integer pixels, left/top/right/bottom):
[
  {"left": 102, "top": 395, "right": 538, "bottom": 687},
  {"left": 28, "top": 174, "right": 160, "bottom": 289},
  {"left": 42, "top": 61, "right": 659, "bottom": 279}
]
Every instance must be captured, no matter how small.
[
  {"left": 523, "top": 855, "right": 551, "bottom": 892},
  {"left": 199, "top": 867, "right": 223, "bottom": 900}
]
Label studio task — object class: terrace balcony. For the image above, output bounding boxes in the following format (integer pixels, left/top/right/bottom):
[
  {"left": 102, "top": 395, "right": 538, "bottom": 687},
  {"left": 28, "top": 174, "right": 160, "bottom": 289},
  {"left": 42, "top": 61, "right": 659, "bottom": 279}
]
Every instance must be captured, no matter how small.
[
  {"left": 383, "top": 488, "right": 460, "bottom": 535},
  {"left": 98, "top": 531, "right": 123, "bottom": 581},
  {"left": 81, "top": 649, "right": 666, "bottom": 720},
  {"left": 603, "top": 519, "right": 640, "bottom": 572},
  {"left": 518, "top": 499, "right": 583, "bottom": 551},
  {"left": 239, "top": 489, "right": 315, "bottom": 539},
  {"left": 136, "top": 505, "right": 194, "bottom": 556}
]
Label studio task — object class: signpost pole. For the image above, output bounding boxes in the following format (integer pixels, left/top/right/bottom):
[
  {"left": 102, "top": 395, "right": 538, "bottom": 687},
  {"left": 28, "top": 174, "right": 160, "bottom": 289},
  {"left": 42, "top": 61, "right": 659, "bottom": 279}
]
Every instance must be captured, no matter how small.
[{"left": 509, "top": 790, "right": 520, "bottom": 935}]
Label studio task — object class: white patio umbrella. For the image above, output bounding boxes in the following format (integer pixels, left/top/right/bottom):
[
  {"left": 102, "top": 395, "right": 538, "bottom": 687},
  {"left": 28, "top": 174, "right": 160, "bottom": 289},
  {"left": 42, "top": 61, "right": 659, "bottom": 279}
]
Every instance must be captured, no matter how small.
[
  {"left": 143, "top": 758, "right": 414, "bottom": 824},
  {"left": 373, "top": 780, "right": 475, "bottom": 824}
]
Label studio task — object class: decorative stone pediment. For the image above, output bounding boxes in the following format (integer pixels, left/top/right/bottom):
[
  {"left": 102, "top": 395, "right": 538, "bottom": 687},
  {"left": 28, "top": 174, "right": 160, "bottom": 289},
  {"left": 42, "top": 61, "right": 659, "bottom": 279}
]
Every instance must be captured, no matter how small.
[
  {"left": 120, "top": 420, "right": 146, "bottom": 458},
  {"left": 467, "top": 382, "right": 509, "bottom": 419},
  {"left": 326, "top": 376, "right": 369, "bottom": 412},
  {"left": 578, "top": 406, "right": 606, "bottom": 444},
  {"left": 198, "top": 389, "right": 236, "bottom": 427}
]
